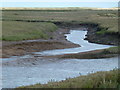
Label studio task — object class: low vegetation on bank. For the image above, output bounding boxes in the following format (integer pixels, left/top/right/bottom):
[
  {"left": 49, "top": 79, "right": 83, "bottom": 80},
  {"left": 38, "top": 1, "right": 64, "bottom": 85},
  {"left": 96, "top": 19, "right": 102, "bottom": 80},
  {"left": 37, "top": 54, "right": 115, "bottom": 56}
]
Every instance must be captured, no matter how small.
[
  {"left": 62, "top": 46, "right": 120, "bottom": 59},
  {"left": 18, "top": 69, "right": 119, "bottom": 88},
  {"left": 2, "top": 21, "right": 57, "bottom": 41}
]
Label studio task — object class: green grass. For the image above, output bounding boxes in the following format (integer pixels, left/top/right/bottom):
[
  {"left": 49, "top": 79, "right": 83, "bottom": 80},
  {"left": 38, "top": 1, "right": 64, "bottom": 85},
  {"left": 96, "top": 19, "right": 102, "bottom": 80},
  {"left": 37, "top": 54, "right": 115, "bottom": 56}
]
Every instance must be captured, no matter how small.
[
  {"left": 1, "top": 8, "right": 119, "bottom": 41},
  {"left": 18, "top": 69, "right": 119, "bottom": 88},
  {"left": 2, "top": 8, "right": 118, "bottom": 34},
  {"left": 106, "top": 46, "right": 120, "bottom": 54},
  {"left": 96, "top": 30, "right": 107, "bottom": 35},
  {"left": 2, "top": 21, "right": 57, "bottom": 41}
]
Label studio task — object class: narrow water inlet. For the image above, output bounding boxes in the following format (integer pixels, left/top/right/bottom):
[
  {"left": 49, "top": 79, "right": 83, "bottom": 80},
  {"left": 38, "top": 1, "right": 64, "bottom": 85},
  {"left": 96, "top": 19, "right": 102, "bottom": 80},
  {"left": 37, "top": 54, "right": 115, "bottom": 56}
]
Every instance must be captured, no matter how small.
[
  {"left": 1, "top": 30, "right": 113, "bottom": 60},
  {"left": 33, "top": 30, "right": 112, "bottom": 56}
]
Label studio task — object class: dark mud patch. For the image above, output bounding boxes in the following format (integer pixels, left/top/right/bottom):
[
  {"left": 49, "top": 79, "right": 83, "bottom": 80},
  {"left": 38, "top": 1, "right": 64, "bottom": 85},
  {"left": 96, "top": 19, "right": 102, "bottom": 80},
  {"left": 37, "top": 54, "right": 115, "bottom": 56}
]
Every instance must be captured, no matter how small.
[
  {"left": 55, "top": 22, "right": 119, "bottom": 46},
  {"left": 86, "top": 27, "right": 119, "bottom": 45}
]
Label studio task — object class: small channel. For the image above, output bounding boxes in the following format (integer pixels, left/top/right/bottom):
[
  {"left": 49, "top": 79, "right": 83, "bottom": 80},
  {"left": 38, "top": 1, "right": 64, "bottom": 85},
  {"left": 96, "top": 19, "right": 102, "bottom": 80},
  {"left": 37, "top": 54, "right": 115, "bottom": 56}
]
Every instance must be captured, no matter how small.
[
  {"left": 33, "top": 30, "right": 113, "bottom": 56},
  {"left": 2, "top": 30, "right": 118, "bottom": 88},
  {"left": 2, "top": 30, "right": 113, "bottom": 60}
]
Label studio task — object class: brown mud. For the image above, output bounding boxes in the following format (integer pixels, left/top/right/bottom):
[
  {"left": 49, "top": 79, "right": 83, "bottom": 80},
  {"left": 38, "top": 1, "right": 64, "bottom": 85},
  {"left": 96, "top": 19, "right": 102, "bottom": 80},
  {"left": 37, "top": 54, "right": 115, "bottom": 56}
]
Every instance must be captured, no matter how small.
[{"left": 2, "top": 27, "right": 84, "bottom": 58}]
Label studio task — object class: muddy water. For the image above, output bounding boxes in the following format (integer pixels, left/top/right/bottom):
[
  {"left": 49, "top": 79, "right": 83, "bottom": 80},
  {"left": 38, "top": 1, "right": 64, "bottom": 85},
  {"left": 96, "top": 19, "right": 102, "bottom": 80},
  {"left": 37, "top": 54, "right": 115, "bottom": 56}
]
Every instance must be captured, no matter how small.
[{"left": 2, "top": 30, "right": 118, "bottom": 88}]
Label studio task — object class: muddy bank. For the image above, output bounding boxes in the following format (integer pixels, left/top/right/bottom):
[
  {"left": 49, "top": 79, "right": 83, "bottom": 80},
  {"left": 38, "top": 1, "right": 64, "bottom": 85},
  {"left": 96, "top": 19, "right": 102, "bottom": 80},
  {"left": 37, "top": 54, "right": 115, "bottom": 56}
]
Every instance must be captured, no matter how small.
[
  {"left": 2, "top": 22, "right": 119, "bottom": 58},
  {"left": 60, "top": 49, "right": 118, "bottom": 59},
  {"left": 2, "top": 28, "right": 82, "bottom": 58},
  {"left": 86, "top": 27, "right": 119, "bottom": 45},
  {"left": 2, "top": 56, "right": 58, "bottom": 67},
  {"left": 42, "top": 48, "right": 118, "bottom": 59},
  {"left": 2, "top": 49, "right": 118, "bottom": 67},
  {"left": 54, "top": 21, "right": 119, "bottom": 45}
]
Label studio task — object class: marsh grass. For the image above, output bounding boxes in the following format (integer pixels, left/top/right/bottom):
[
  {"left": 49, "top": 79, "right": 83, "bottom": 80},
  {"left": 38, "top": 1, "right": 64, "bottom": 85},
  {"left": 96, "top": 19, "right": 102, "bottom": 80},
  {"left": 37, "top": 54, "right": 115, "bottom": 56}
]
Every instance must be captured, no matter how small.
[
  {"left": 1, "top": 8, "right": 118, "bottom": 41},
  {"left": 107, "top": 46, "right": 120, "bottom": 54},
  {"left": 2, "top": 21, "right": 57, "bottom": 41},
  {"left": 2, "top": 8, "right": 118, "bottom": 34}
]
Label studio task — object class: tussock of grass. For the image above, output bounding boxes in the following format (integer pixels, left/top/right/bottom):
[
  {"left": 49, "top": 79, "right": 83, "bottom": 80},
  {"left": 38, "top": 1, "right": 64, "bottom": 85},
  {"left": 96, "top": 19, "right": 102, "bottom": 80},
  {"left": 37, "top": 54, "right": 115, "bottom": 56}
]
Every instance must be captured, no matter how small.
[
  {"left": 106, "top": 46, "right": 120, "bottom": 54},
  {"left": 2, "top": 21, "right": 57, "bottom": 41},
  {"left": 18, "top": 69, "right": 119, "bottom": 88},
  {"left": 96, "top": 30, "right": 107, "bottom": 35}
]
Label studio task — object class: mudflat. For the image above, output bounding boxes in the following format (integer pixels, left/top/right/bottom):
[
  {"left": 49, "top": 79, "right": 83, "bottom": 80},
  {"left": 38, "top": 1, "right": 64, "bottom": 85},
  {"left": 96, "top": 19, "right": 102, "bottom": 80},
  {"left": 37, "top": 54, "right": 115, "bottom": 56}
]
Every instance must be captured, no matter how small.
[{"left": 2, "top": 28, "right": 83, "bottom": 58}]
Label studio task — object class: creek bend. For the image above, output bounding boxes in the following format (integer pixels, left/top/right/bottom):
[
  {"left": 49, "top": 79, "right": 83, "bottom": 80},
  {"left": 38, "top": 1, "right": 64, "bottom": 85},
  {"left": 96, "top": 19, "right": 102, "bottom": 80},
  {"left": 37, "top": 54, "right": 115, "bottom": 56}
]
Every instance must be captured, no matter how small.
[{"left": 2, "top": 30, "right": 118, "bottom": 88}]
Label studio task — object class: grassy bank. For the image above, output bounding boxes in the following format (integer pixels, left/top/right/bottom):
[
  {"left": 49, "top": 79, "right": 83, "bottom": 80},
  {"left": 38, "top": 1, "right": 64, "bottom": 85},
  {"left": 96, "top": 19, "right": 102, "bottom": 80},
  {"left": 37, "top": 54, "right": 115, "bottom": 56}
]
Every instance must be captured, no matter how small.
[
  {"left": 2, "top": 21, "right": 57, "bottom": 41},
  {"left": 18, "top": 69, "right": 119, "bottom": 88}
]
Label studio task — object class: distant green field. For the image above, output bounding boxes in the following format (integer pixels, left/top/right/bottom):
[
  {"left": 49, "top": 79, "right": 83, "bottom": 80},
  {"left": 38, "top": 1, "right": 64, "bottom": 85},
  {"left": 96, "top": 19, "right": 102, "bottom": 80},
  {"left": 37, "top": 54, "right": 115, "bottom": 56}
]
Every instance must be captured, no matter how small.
[
  {"left": 2, "top": 8, "right": 118, "bottom": 34},
  {"left": 1, "top": 8, "right": 118, "bottom": 41},
  {"left": 2, "top": 21, "right": 57, "bottom": 41},
  {"left": 18, "top": 69, "right": 119, "bottom": 88}
]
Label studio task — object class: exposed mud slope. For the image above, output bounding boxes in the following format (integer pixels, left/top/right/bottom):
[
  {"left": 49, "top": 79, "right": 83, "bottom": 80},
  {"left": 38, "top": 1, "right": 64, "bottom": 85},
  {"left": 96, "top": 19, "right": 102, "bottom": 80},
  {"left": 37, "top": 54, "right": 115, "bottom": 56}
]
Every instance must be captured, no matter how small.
[
  {"left": 54, "top": 22, "right": 119, "bottom": 45},
  {"left": 86, "top": 26, "right": 119, "bottom": 45},
  {"left": 2, "top": 41, "right": 80, "bottom": 58}
]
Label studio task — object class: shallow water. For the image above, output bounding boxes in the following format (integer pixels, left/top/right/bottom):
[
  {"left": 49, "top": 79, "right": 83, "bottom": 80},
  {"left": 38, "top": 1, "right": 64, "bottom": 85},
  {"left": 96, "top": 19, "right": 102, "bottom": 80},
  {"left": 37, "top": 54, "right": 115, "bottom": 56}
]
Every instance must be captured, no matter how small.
[
  {"left": 2, "top": 57, "right": 118, "bottom": 88},
  {"left": 34, "top": 30, "right": 112, "bottom": 56},
  {"left": 2, "top": 30, "right": 118, "bottom": 88}
]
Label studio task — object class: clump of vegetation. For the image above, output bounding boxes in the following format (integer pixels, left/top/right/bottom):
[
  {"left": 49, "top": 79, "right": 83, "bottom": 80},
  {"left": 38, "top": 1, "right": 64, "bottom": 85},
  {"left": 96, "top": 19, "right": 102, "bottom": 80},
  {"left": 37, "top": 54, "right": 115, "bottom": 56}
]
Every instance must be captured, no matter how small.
[
  {"left": 17, "top": 69, "right": 119, "bottom": 88},
  {"left": 2, "top": 21, "right": 58, "bottom": 41},
  {"left": 96, "top": 29, "right": 107, "bottom": 35},
  {"left": 106, "top": 46, "right": 120, "bottom": 54},
  {"left": 61, "top": 46, "right": 119, "bottom": 59}
]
